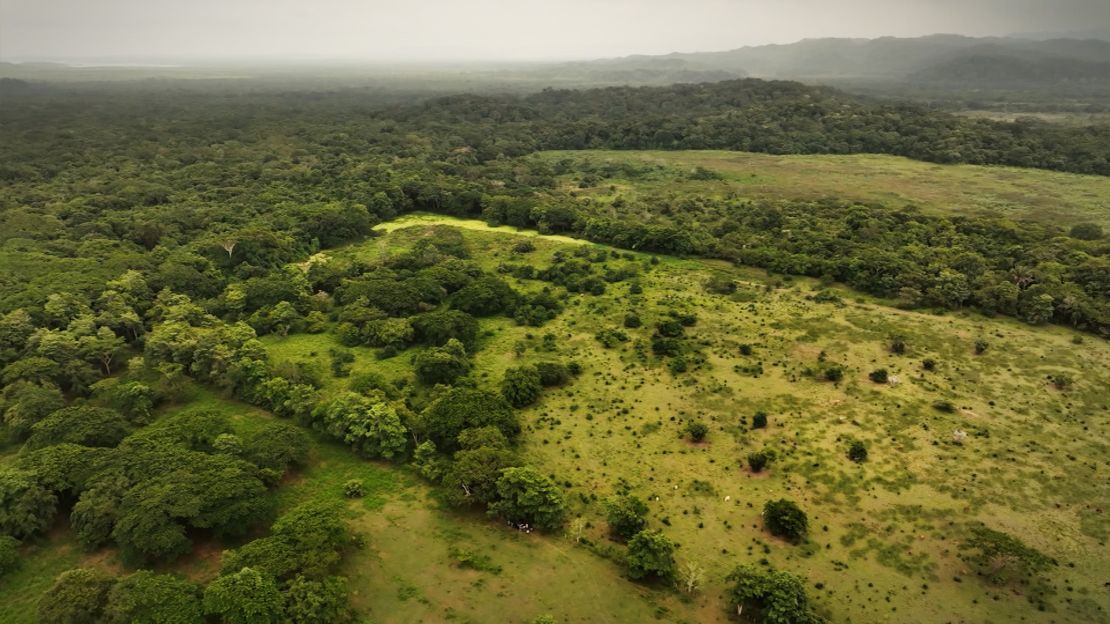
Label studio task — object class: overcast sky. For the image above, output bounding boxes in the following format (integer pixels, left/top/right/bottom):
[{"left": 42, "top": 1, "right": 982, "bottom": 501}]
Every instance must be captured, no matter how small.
[{"left": 2, "top": 0, "right": 1108, "bottom": 62}]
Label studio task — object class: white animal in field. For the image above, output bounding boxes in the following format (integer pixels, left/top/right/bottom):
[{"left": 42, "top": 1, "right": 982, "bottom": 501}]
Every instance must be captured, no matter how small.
[{"left": 724, "top": 496, "right": 731, "bottom": 502}]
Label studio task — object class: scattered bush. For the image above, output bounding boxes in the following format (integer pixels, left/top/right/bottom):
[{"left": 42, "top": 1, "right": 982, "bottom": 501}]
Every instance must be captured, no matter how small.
[
  {"left": 823, "top": 366, "right": 843, "bottom": 382},
  {"left": 686, "top": 420, "right": 709, "bottom": 442},
  {"left": 763, "top": 498, "right": 807, "bottom": 542},
  {"left": 747, "top": 451, "right": 770, "bottom": 473},
  {"left": 751, "top": 412, "right": 768, "bottom": 429},
  {"left": 847, "top": 440, "right": 868, "bottom": 463},
  {"left": 868, "top": 368, "right": 889, "bottom": 384},
  {"left": 501, "top": 366, "right": 543, "bottom": 408},
  {"left": 727, "top": 564, "right": 822, "bottom": 624}
]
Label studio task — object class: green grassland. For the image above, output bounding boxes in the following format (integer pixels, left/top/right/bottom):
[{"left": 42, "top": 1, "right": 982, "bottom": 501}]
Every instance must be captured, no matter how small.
[
  {"left": 257, "top": 215, "right": 1108, "bottom": 623},
  {"left": 537, "top": 150, "right": 1110, "bottom": 227},
  {"left": 5, "top": 214, "right": 1105, "bottom": 624}
]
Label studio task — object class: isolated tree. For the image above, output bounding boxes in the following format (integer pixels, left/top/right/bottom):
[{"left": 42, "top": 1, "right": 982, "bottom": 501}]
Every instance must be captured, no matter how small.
[
  {"left": 751, "top": 412, "right": 768, "bottom": 429},
  {"left": 605, "top": 494, "right": 649, "bottom": 540},
  {"left": 763, "top": 498, "right": 808, "bottom": 543},
  {"left": 727, "top": 564, "right": 822, "bottom": 624},
  {"left": 488, "top": 466, "right": 566, "bottom": 531},
  {"left": 501, "top": 365, "right": 543, "bottom": 408},
  {"left": 868, "top": 368, "right": 889, "bottom": 384},
  {"left": 625, "top": 530, "right": 676, "bottom": 582},
  {"left": 677, "top": 560, "right": 706, "bottom": 594},
  {"left": 203, "top": 567, "right": 284, "bottom": 624}
]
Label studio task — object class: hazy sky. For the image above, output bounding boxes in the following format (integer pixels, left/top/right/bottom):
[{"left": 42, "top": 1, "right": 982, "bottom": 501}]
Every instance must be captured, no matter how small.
[{"left": 2, "top": 0, "right": 1109, "bottom": 62}]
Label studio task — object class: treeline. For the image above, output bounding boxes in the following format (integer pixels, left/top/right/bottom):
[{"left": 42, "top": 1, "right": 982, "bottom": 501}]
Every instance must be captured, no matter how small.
[{"left": 381, "top": 79, "right": 1110, "bottom": 174}]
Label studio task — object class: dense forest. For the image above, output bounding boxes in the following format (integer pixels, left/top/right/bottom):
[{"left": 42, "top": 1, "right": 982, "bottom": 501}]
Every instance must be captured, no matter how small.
[{"left": 0, "top": 76, "right": 1108, "bottom": 622}]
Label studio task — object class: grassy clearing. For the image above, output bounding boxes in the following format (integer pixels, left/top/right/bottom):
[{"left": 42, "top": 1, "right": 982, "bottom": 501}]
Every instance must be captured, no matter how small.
[
  {"left": 537, "top": 149, "right": 1110, "bottom": 227},
  {"left": 292, "top": 217, "right": 1108, "bottom": 624}
]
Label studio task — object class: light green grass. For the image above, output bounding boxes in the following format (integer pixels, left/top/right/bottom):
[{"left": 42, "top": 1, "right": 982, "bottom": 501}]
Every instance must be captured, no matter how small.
[
  {"left": 537, "top": 149, "right": 1110, "bottom": 227},
  {"left": 282, "top": 218, "right": 1109, "bottom": 624}
]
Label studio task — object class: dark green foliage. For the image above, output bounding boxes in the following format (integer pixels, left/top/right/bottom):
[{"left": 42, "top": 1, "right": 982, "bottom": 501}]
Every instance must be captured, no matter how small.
[
  {"left": 0, "top": 535, "right": 20, "bottom": 577},
  {"left": 311, "top": 391, "right": 408, "bottom": 460},
  {"left": 623, "top": 313, "right": 642, "bottom": 328},
  {"left": 655, "top": 319, "right": 685, "bottom": 338},
  {"left": 847, "top": 440, "right": 868, "bottom": 463},
  {"left": 501, "top": 365, "right": 543, "bottom": 408},
  {"left": 450, "top": 275, "right": 520, "bottom": 316},
  {"left": 868, "top": 368, "right": 889, "bottom": 384},
  {"left": 488, "top": 466, "right": 566, "bottom": 531},
  {"left": 625, "top": 530, "right": 676, "bottom": 582},
  {"left": 922, "top": 358, "right": 937, "bottom": 371},
  {"left": 889, "top": 335, "right": 906, "bottom": 354},
  {"left": 650, "top": 336, "right": 683, "bottom": 357},
  {"left": 241, "top": 421, "right": 310, "bottom": 476},
  {"left": 751, "top": 411, "right": 768, "bottom": 429},
  {"left": 221, "top": 501, "right": 349, "bottom": 581},
  {"left": 596, "top": 328, "right": 630, "bottom": 348},
  {"left": 764, "top": 499, "right": 808, "bottom": 542},
  {"left": 686, "top": 420, "right": 709, "bottom": 442},
  {"left": 0, "top": 380, "right": 65, "bottom": 439},
  {"left": 534, "top": 361, "right": 572, "bottom": 387},
  {"left": 960, "top": 525, "right": 1054, "bottom": 585},
  {"left": 412, "top": 310, "right": 479, "bottom": 347},
  {"left": 283, "top": 575, "right": 355, "bottom": 624},
  {"left": 605, "top": 494, "right": 649, "bottom": 540},
  {"left": 0, "top": 468, "right": 57, "bottom": 538},
  {"left": 203, "top": 567, "right": 285, "bottom": 624},
  {"left": 103, "top": 570, "right": 204, "bottom": 624},
  {"left": 726, "top": 564, "right": 824, "bottom": 624},
  {"left": 25, "top": 405, "right": 130, "bottom": 450},
  {"left": 413, "top": 339, "right": 471, "bottom": 385},
  {"left": 705, "top": 273, "right": 737, "bottom": 294},
  {"left": 441, "top": 445, "right": 518, "bottom": 508},
  {"left": 747, "top": 451, "right": 770, "bottom": 473},
  {"left": 422, "top": 387, "right": 519, "bottom": 451},
  {"left": 1069, "top": 222, "right": 1104, "bottom": 240},
  {"left": 38, "top": 567, "right": 116, "bottom": 624},
  {"left": 329, "top": 349, "right": 355, "bottom": 377}
]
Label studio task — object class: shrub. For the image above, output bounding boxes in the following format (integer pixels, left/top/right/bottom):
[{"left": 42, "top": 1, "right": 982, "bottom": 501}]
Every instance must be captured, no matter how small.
[
  {"left": 512, "top": 240, "right": 536, "bottom": 253},
  {"left": 534, "top": 361, "right": 571, "bottom": 387},
  {"left": 1050, "top": 373, "right": 1073, "bottom": 390},
  {"left": 625, "top": 530, "right": 676, "bottom": 582},
  {"left": 686, "top": 421, "right": 708, "bottom": 442},
  {"left": 823, "top": 366, "right": 843, "bottom": 382},
  {"left": 0, "top": 535, "right": 20, "bottom": 577},
  {"left": 889, "top": 335, "right": 906, "bottom": 354},
  {"left": 922, "top": 358, "right": 937, "bottom": 371},
  {"left": 974, "top": 338, "right": 988, "bottom": 355},
  {"left": 655, "top": 320, "right": 684, "bottom": 338},
  {"left": 605, "top": 494, "right": 649, "bottom": 540},
  {"left": 869, "top": 368, "right": 889, "bottom": 384},
  {"left": 623, "top": 313, "right": 642, "bottom": 328},
  {"left": 38, "top": 568, "right": 116, "bottom": 624},
  {"left": 747, "top": 451, "right": 769, "bottom": 473},
  {"left": 343, "top": 479, "right": 365, "bottom": 498},
  {"left": 414, "top": 339, "right": 470, "bottom": 385},
  {"left": 284, "top": 575, "right": 354, "bottom": 624},
  {"left": 751, "top": 412, "right": 768, "bottom": 429},
  {"left": 763, "top": 499, "right": 807, "bottom": 542},
  {"left": 1069, "top": 222, "right": 1104, "bottom": 240},
  {"left": 705, "top": 274, "right": 737, "bottom": 295},
  {"left": 739, "top": 344, "right": 753, "bottom": 356},
  {"left": 847, "top": 440, "right": 868, "bottom": 463},
  {"left": 501, "top": 366, "right": 543, "bottom": 408}
]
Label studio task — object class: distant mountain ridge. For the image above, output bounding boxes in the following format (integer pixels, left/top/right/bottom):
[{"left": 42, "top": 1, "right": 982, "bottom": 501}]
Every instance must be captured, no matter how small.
[{"left": 551, "top": 35, "right": 1110, "bottom": 94}]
